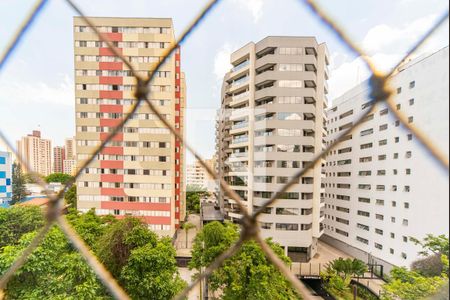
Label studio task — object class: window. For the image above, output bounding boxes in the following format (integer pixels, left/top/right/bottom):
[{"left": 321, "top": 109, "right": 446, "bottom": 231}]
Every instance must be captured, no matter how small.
[
  {"left": 357, "top": 223, "right": 370, "bottom": 231},
  {"left": 403, "top": 219, "right": 409, "bottom": 226},
  {"left": 276, "top": 208, "right": 300, "bottom": 216},
  {"left": 378, "top": 155, "right": 387, "bottom": 161},
  {"left": 391, "top": 233, "right": 396, "bottom": 239},
  {"left": 409, "top": 99, "right": 415, "bottom": 106},
  {"left": 397, "top": 104, "right": 402, "bottom": 110},
  {"left": 361, "top": 129, "right": 374, "bottom": 137},
  {"left": 377, "top": 170, "right": 386, "bottom": 176},
  {"left": 410, "top": 81, "right": 416, "bottom": 89},
  {"left": 397, "top": 87, "right": 402, "bottom": 94},
  {"left": 405, "top": 186, "right": 411, "bottom": 192},
  {"left": 375, "top": 229, "right": 384, "bottom": 235},
  {"left": 391, "top": 217, "right": 396, "bottom": 223},
  {"left": 392, "top": 201, "right": 397, "bottom": 207},
  {"left": 357, "top": 211, "right": 370, "bottom": 217},
  {"left": 360, "top": 156, "right": 372, "bottom": 163},
  {"left": 402, "top": 253, "right": 408, "bottom": 260},
  {"left": 395, "top": 137, "right": 400, "bottom": 143},
  {"left": 376, "top": 199, "right": 385, "bottom": 206},
  {"left": 360, "top": 143, "right": 373, "bottom": 150},
  {"left": 390, "top": 249, "right": 395, "bottom": 255},
  {"left": 406, "top": 169, "right": 411, "bottom": 175},
  {"left": 336, "top": 229, "right": 349, "bottom": 237},
  {"left": 279, "top": 80, "right": 303, "bottom": 88},
  {"left": 359, "top": 197, "right": 371, "bottom": 204},
  {"left": 376, "top": 214, "right": 384, "bottom": 221},
  {"left": 375, "top": 243, "right": 383, "bottom": 250},
  {"left": 405, "top": 203, "right": 410, "bottom": 209},
  {"left": 408, "top": 116, "right": 414, "bottom": 123},
  {"left": 276, "top": 223, "right": 299, "bottom": 231},
  {"left": 394, "top": 153, "right": 399, "bottom": 159},
  {"left": 379, "top": 124, "right": 388, "bottom": 131},
  {"left": 380, "top": 109, "right": 389, "bottom": 116},
  {"left": 357, "top": 237, "right": 369, "bottom": 245},
  {"left": 395, "top": 120, "right": 400, "bottom": 127},
  {"left": 379, "top": 139, "right": 388, "bottom": 146},
  {"left": 403, "top": 236, "right": 409, "bottom": 243}
]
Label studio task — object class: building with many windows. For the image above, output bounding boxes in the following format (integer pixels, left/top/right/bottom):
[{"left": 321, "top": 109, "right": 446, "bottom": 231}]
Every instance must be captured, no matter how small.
[
  {"left": 0, "top": 151, "right": 12, "bottom": 207},
  {"left": 217, "top": 36, "right": 330, "bottom": 261},
  {"left": 16, "top": 130, "right": 52, "bottom": 176},
  {"left": 322, "top": 47, "right": 449, "bottom": 271},
  {"left": 53, "top": 146, "right": 66, "bottom": 174},
  {"left": 186, "top": 157, "right": 218, "bottom": 193},
  {"left": 74, "top": 17, "right": 186, "bottom": 236}
]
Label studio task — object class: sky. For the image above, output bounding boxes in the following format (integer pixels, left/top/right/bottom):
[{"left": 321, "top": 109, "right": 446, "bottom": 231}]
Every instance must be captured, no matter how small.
[{"left": 0, "top": 0, "right": 448, "bottom": 163}]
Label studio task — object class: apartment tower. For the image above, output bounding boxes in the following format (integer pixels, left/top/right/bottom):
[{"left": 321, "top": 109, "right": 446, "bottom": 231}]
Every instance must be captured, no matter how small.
[
  {"left": 74, "top": 17, "right": 186, "bottom": 235},
  {"left": 53, "top": 146, "right": 66, "bottom": 174},
  {"left": 16, "top": 130, "right": 52, "bottom": 176},
  {"left": 217, "top": 37, "right": 330, "bottom": 261},
  {"left": 322, "top": 47, "right": 449, "bottom": 272},
  {"left": 64, "top": 137, "right": 77, "bottom": 175}
]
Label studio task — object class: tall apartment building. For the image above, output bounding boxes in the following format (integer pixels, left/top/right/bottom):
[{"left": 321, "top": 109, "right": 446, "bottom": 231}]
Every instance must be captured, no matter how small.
[
  {"left": 17, "top": 130, "right": 52, "bottom": 176},
  {"left": 0, "top": 151, "right": 12, "bottom": 207},
  {"left": 74, "top": 17, "right": 186, "bottom": 235},
  {"left": 322, "top": 47, "right": 449, "bottom": 271},
  {"left": 217, "top": 37, "right": 330, "bottom": 261},
  {"left": 53, "top": 146, "right": 66, "bottom": 174},
  {"left": 64, "top": 137, "right": 77, "bottom": 175}
]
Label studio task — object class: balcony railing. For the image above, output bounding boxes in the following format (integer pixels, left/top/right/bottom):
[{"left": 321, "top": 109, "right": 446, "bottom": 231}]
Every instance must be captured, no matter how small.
[
  {"left": 231, "top": 76, "right": 250, "bottom": 88},
  {"left": 232, "top": 91, "right": 250, "bottom": 102},
  {"left": 232, "top": 136, "right": 249, "bottom": 144},
  {"left": 231, "top": 60, "right": 250, "bottom": 73}
]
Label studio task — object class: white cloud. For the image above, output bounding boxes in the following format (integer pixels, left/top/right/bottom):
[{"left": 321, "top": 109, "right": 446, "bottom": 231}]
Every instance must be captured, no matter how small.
[
  {"left": 362, "top": 14, "right": 439, "bottom": 55},
  {"left": 329, "top": 13, "right": 448, "bottom": 100},
  {"left": 0, "top": 74, "right": 74, "bottom": 106},
  {"left": 214, "top": 43, "right": 235, "bottom": 82},
  {"left": 231, "top": 0, "right": 265, "bottom": 23}
]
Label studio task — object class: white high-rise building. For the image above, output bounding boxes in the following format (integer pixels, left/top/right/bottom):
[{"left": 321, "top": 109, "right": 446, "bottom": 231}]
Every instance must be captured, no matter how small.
[
  {"left": 217, "top": 37, "right": 330, "bottom": 261},
  {"left": 322, "top": 47, "right": 449, "bottom": 272}
]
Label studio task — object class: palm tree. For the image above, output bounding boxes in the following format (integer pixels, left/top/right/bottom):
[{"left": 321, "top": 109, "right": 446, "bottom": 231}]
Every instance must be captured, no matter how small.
[{"left": 182, "top": 222, "right": 196, "bottom": 249}]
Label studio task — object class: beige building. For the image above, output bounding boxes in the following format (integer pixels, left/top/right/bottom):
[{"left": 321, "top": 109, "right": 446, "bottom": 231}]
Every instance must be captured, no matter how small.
[
  {"left": 186, "top": 157, "right": 217, "bottom": 193},
  {"left": 63, "top": 159, "right": 77, "bottom": 176},
  {"left": 74, "top": 17, "right": 186, "bottom": 236},
  {"left": 53, "top": 146, "right": 66, "bottom": 174},
  {"left": 65, "top": 137, "right": 76, "bottom": 160},
  {"left": 17, "top": 130, "right": 52, "bottom": 176},
  {"left": 217, "top": 37, "right": 330, "bottom": 261}
]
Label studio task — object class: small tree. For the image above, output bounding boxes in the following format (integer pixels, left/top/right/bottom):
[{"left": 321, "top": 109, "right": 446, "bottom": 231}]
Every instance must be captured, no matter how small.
[
  {"left": 45, "top": 173, "right": 73, "bottom": 184},
  {"left": 182, "top": 222, "right": 196, "bottom": 249},
  {"left": 11, "top": 162, "right": 26, "bottom": 205}
]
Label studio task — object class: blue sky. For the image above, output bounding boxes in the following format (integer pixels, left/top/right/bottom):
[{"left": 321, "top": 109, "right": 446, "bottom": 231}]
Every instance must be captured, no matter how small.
[{"left": 0, "top": 0, "right": 448, "bottom": 163}]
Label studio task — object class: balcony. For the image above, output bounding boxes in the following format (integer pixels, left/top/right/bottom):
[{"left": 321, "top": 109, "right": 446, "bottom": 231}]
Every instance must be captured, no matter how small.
[
  {"left": 231, "top": 60, "right": 250, "bottom": 73},
  {"left": 231, "top": 136, "right": 249, "bottom": 145},
  {"left": 230, "top": 91, "right": 250, "bottom": 107},
  {"left": 231, "top": 122, "right": 249, "bottom": 131}
]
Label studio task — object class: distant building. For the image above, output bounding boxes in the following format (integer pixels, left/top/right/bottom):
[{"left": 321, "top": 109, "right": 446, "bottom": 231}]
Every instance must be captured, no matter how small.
[
  {"left": 0, "top": 152, "right": 12, "bottom": 207},
  {"left": 53, "top": 146, "right": 66, "bottom": 174},
  {"left": 63, "top": 159, "right": 77, "bottom": 176},
  {"left": 323, "top": 47, "right": 449, "bottom": 271},
  {"left": 187, "top": 158, "right": 217, "bottom": 193},
  {"left": 17, "top": 130, "right": 52, "bottom": 176},
  {"left": 65, "top": 137, "right": 76, "bottom": 160}
]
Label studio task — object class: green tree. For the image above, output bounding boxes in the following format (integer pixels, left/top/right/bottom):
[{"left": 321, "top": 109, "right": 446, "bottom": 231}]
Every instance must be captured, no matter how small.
[
  {"left": 96, "top": 217, "right": 158, "bottom": 279},
  {"left": 64, "top": 185, "right": 77, "bottom": 209},
  {"left": 0, "top": 206, "right": 45, "bottom": 248},
  {"left": 186, "top": 184, "right": 209, "bottom": 214},
  {"left": 11, "top": 162, "right": 26, "bottom": 205},
  {"left": 381, "top": 267, "right": 447, "bottom": 300},
  {"left": 410, "top": 234, "right": 449, "bottom": 257},
  {"left": 190, "top": 221, "right": 300, "bottom": 300},
  {"left": 182, "top": 222, "right": 196, "bottom": 248},
  {"left": 23, "top": 172, "right": 45, "bottom": 184},
  {"left": 45, "top": 173, "right": 73, "bottom": 184},
  {"left": 0, "top": 227, "right": 108, "bottom": 299},
  {"left": 121, "top": 239, "right": 186, "bottom": 300}
]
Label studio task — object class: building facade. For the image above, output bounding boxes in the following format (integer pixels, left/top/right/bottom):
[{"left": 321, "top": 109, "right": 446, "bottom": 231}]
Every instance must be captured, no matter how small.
[
  {"left": 186, "top": 158, "right": 217, "bottom": 193},
  {"left": 74, "top": 17, "right": 186, "bottom": 236},
  {"left": 53, "top": 146, "right": 66, "bottom": 174},
  {"left": 0, "top": 152, "right": 12, "bottom": 206},
  {"left": 16, "top": 131, "right": 52, "bottom": 176},
  {"left": 217, "top": 37, "right": 330, "bottom": 261},
  {"left": 322, "top": 47, "right": 449, "bottom": 271}
]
